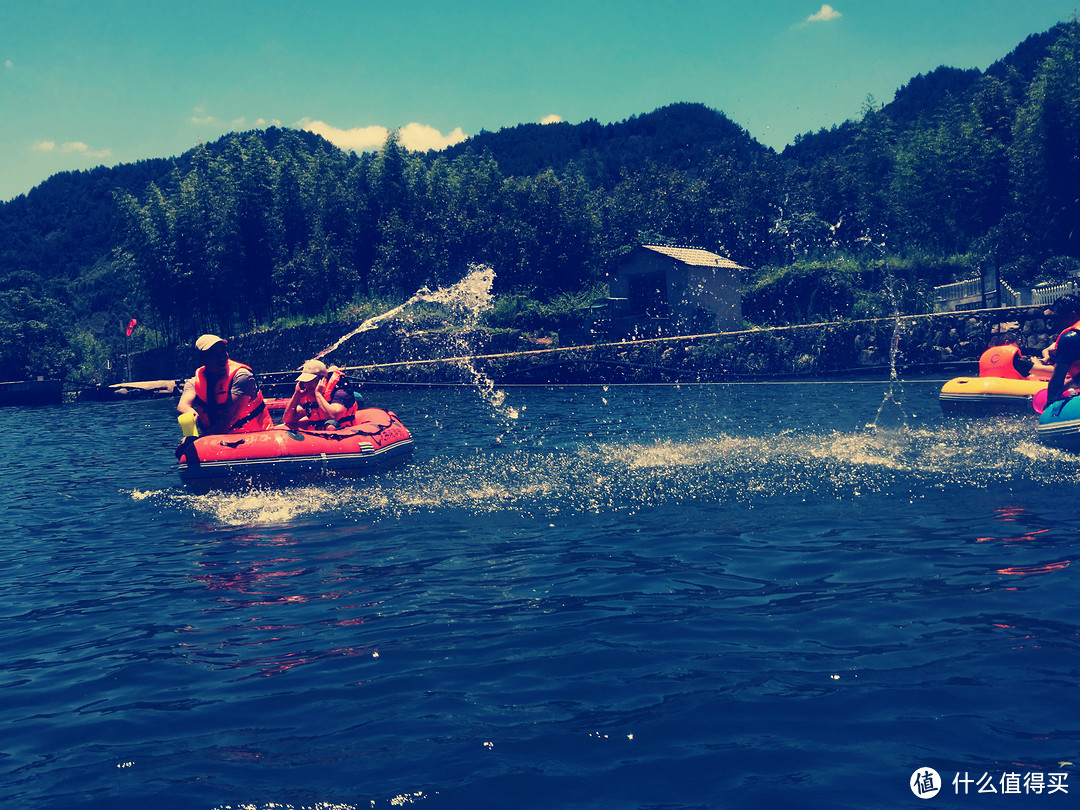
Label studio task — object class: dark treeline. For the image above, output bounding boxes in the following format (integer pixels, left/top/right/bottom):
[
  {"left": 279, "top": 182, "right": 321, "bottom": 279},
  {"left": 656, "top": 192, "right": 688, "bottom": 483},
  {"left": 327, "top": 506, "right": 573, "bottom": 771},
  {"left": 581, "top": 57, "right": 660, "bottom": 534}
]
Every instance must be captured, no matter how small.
[{"left": 2, "top": 20, "right": 1079, "bottom": 384}]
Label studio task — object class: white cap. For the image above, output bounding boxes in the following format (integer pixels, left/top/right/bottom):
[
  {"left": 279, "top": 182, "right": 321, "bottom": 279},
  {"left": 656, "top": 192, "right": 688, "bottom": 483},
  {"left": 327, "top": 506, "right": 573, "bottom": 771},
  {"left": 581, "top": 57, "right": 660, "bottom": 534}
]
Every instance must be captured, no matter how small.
[
  {"left": 297, "top": 359, "right": 327, "bottom": 382},
  {"left": 195, "top": 334, "right": 227, "bottom": 352}
]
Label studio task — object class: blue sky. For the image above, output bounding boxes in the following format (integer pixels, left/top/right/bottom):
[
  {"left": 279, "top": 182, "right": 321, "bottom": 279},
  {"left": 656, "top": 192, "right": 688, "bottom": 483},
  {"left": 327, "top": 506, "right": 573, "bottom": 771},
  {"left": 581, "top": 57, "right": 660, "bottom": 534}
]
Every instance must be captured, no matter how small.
[{"left": 1, "top": 1, "right": 1078, "bottom": 203}]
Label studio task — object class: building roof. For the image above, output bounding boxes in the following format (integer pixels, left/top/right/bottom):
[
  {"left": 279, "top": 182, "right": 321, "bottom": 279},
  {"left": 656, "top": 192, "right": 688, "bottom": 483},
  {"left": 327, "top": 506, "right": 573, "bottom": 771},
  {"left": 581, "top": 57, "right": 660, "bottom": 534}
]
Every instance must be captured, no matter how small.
[{"left": 641, "top": 243, "right": 748, "bottom": 270}]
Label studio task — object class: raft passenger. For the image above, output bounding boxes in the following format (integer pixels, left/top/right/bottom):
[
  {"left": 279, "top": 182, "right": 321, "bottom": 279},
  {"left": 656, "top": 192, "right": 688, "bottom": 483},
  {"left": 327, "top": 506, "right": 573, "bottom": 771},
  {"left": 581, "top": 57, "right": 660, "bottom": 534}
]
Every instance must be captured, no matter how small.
[
  {"left": 283, "top": 359, "right": 360, "bottom": 430},
  {"left": 1044, "top": 295, "right": 1080, "bottom": 405},
  {"left": 978, "top": 343, "right": 1053, "bottom": 381},
  {"left": 176, "top": 334, "right": 273, "bottom": 435}
]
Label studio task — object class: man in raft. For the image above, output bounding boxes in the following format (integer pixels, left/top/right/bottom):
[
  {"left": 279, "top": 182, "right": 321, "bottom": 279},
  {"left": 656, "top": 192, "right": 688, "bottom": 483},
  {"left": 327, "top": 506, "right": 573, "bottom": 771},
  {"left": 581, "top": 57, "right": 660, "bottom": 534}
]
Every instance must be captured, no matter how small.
[
  {"left": 1044, "top": 295, "right": 1080, "bottom": 405},
  {"left": 978, "top": 343, "right": 1053, "bottom": 380},
  {"left": 283, "top": 359, "right": 360, "bottom": 430},
  {"left": 176, "top": 334, "right": 274, "bottom": 435}
]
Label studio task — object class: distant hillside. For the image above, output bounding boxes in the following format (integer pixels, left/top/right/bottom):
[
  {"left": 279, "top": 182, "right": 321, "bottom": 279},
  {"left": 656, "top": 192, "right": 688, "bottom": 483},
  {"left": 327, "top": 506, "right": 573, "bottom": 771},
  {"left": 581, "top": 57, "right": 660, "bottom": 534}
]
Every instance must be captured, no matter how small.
[
  {"left": 0, "top": 159, "right": 171, "bottom": 284},
  {"left": 439, "top": 102, "right": 772, "bottom": 185},
  {"left": 0, "top": 126, "right": 338, "bottom": 291},
  {"left": 2, "top": 19, "right": 1079, "bottom": 387},
  {"left": 783, "top": 22, "right": 1070, "bottom": 163}
]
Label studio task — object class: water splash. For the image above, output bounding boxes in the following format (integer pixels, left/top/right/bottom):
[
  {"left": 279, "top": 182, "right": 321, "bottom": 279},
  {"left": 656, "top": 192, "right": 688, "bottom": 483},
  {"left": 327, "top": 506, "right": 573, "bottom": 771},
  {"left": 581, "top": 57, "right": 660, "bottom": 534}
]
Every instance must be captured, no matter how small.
[
  {"left": 141, "top": 412, "right": 1058, "bottom": 525},
  {"left": 874, "top": 385, "right": 907, "bottom": 433},
  {"left": 872, "top": 321, "right": 907, "bottom": 438},
  {"left": 315, "top": 264, "right": 497, "bottom": 358},
  {"left": 135, "top": 485, "right": 356, "bottom": 525},
  {"left": 413, "top": 262, "right": 496, "bottom": 315},
  {"left": 874, "top": 274, "right": 908, "bottom": 435},
  {"left": 419, "top": 264, "right": 516, "bottom": 418},
  {"left": 315, "top": 302, "right": 413, "bottom": 358},
  {"left": 317, "top": 263, "right": 516, "bottom": 419}
]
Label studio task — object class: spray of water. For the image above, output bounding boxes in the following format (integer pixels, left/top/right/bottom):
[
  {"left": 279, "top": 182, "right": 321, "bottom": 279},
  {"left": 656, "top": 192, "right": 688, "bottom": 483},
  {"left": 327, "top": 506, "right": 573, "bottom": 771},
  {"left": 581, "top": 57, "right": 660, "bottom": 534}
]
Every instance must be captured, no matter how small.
[
  {"left": 874, "top": 318, "right": 907, "bottom": 431},
  {"left": 316, "top": 264, "right": 515, "bottom": 418},
  {"left": 873, "top": 260, "right": 908, "bottom": 436},
  {"left": 144, "top": 413, "right": 1055, "bottom": 526}
]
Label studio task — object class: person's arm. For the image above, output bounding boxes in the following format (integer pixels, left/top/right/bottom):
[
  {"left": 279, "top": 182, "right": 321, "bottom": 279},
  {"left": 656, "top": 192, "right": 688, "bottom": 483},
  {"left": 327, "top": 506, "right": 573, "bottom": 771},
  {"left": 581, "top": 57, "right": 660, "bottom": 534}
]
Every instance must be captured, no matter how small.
[
  {"left": 177, "top": 380, "right": 197, "bottom": 416},
  {"left": 312, "top": 385, "right": 347, "bottom": 420},
  {"left": 176, "top": 378, "right": 208, "bottom": 428},
  {"left": 1046, "top": 329, "right": 1080, "bottom": 404},
  {"left": 174, "top": 378, "right": 204, "bottom": 434},
  {"left": 1028, "top": 358, "right": 1055, "bottom": 382},
  {"left": 1012, "top": 352, "right": 1054, "bottom": 381},
  {"left": 283, "top": 379, "right": 313, "bottom": 428}
]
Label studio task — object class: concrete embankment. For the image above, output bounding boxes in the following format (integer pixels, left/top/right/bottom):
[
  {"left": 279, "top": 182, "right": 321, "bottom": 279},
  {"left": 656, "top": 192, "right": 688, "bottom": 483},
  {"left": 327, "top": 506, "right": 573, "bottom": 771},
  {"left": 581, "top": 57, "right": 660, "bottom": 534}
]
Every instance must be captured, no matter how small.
[
  {"left": 0, "top": 379, "right": 63, "bottom": 405},
  {"left": 105, "top": 305, "right": 1057, "bottom": 393}
]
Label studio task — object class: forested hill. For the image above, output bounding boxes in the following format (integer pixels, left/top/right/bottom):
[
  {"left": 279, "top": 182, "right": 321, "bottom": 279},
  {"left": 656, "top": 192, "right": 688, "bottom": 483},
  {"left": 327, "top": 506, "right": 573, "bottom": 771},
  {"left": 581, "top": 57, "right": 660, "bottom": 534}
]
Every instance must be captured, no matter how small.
[
  {"left": 0, "top": 127, "right": 333, "bottom": 289},
  {"left": 437, "top": 102, "right": 770, "bottom": 184},
  {"left": 2, "top": 19, "right": 1079, "bottom": 386},
  {"left": 784, "top": 23, "right": 1066, "bottom": 164}
]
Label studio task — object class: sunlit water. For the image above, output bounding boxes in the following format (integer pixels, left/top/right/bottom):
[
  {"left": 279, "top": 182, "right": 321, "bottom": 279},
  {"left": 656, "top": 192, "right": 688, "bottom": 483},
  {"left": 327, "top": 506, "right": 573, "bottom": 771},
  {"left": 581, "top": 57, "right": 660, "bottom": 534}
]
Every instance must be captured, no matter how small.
[{"left": 3, "top": 380, "right": 1078, "bottom": 809}]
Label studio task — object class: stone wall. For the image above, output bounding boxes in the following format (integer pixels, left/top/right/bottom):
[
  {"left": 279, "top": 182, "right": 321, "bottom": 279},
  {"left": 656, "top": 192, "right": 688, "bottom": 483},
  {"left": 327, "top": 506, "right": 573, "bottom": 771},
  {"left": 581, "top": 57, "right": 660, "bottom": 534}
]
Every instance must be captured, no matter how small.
[{"left": 125, "top": 305, "right": 1059, "bottom": 389}]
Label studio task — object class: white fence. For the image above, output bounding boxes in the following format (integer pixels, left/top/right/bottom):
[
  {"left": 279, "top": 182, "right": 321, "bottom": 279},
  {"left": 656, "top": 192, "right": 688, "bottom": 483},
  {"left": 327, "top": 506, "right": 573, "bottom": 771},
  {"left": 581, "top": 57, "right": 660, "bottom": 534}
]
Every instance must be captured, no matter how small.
[
  {"left": 933, "top": 277, "right": 1080, "bottom": 310},
  {"left": 932, "top": 278, "right": 981, "bottom": 305},
  {"left": 1030, "top": 281, "right": 1080, "bottom": 307}
]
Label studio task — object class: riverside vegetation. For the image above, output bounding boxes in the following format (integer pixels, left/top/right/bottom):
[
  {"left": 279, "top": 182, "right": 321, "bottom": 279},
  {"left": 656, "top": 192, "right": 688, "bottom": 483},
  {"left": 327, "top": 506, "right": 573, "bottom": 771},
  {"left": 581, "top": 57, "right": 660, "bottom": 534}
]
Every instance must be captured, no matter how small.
[{"left": 2, "top": 21, "right": 1080, "bottom": 387}]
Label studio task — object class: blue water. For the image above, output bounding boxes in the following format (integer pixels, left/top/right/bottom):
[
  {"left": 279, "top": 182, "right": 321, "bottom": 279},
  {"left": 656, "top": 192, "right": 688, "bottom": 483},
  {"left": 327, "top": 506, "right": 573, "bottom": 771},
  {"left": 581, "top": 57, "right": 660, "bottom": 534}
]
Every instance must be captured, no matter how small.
[{"left": 3, "top": 380, "right": 1078, "bottom": 809}]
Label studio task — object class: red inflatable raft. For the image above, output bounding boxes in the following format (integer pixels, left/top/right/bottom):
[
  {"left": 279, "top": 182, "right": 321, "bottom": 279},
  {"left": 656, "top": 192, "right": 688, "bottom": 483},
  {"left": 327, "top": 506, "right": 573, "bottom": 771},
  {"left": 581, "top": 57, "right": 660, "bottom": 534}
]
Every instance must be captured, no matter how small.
[{"left": 175, "top": 407, "right": 414, "bottom": 492}]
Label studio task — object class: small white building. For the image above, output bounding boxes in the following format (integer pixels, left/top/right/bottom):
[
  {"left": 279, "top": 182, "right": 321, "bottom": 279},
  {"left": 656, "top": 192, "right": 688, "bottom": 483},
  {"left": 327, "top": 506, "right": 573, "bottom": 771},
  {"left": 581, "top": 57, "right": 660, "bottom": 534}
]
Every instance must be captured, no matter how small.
[{"left": 609, "top": 244, "right": 746, "bottom": 332}]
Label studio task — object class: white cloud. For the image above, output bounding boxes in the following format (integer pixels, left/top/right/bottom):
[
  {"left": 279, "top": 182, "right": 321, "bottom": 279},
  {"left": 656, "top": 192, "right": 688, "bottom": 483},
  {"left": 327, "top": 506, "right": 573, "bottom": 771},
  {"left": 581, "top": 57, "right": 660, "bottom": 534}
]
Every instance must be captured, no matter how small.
[
  {"left": 33, "top": 139, "right": 111, "bottom": 159},
  {"left": 4, "top": 60, "right": 12, "bottom": 69},
  {"left": 190, "top": 104, "right": 217, "bottom": 125},
  {"left": 300, "top": 119, "right": 388, "bottom": 151},
  {"left": 182, "top": 108, "right": 467, "bottom": 152},
  {"left": 541, "top": 114, "right": 563, "bottom": 125},
  {"left": 299, "top": 118, "right": 468, "bottom": 152},
  {"left": 398, "top": 122, "right": 468, "bottom": 151},
  {"left": 804, "top": 4, "right": 841, "bottom": 23}
]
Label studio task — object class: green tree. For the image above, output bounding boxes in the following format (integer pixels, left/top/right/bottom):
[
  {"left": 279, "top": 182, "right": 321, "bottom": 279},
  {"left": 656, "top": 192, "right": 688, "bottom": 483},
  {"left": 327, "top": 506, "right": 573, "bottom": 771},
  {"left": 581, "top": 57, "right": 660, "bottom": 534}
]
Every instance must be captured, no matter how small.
[
  {"left": 0, "top": 288, "right": 75, "bottom": 380},
  {"left": 1011, "top": 20, "right": 1080, "bottom": 258},
  {"left": 232, "top": 134, "right": 278, "bottom": 327},
  {"left": 116, "top": 183, "right": 181, "bottom": 342},
  {"left": 891, "top": 97, "right": 1008, "bottom": 253}
]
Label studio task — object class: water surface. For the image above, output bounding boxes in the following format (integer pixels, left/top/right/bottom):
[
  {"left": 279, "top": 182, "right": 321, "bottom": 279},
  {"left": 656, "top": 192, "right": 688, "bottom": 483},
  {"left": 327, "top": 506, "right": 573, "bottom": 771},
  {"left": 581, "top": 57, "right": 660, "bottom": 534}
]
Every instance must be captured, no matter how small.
[{"left": 2, "top": 380, "right": 1077, "bottom": 808}]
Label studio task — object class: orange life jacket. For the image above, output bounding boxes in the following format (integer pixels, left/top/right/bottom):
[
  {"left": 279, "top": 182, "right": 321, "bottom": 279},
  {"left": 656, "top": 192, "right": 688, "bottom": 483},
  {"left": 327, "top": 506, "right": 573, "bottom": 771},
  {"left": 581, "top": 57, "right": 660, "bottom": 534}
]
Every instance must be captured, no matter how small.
[
  {"left": 299, "top": 370, "right": 359, "bottom": 425},
  {"left": 192, "top": 359, "right": 272, "bottom": 434},
  {"left": 978, "top": 345, "right": 1025, "bottom": 380}
]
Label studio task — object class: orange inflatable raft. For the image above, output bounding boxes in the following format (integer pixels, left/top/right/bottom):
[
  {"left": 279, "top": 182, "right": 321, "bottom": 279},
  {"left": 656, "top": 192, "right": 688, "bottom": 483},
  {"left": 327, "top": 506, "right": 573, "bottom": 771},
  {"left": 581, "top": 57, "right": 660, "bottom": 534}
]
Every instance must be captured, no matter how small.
[
  {"left": 939, "top": 344, "right": 1049, "bottom": 415},
  {"left": 175, "top": 407, "right": 414, "bottom": 492}
]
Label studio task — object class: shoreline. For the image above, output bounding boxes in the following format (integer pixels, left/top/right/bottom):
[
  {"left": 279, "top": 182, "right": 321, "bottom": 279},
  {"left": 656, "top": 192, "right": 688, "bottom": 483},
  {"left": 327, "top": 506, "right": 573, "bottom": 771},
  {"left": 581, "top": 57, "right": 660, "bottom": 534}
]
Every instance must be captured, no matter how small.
[{"left": 68, "top": 304, "right": 1056, "bottom": 399}]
